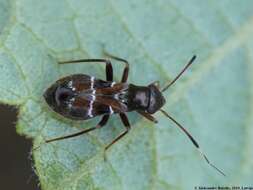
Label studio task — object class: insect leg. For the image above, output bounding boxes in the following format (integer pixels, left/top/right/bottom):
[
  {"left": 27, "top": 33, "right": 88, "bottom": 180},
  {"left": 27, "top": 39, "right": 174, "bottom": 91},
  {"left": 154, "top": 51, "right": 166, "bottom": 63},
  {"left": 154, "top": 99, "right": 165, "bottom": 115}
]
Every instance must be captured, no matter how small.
[
  {"left": 103, "top": 51, "right": 129, "bottom": 83},
  {"left": 44, "top": 115, "right": 110, "bottom": 144},
  {"left": 137, "top": 111, "right": 158, "bottom": 123},
  {"left": 59, "top": 59, "right": 113, "bottom": 81},
  {"left": 104, "top": 113, "right": 130, "bottom": 159}
]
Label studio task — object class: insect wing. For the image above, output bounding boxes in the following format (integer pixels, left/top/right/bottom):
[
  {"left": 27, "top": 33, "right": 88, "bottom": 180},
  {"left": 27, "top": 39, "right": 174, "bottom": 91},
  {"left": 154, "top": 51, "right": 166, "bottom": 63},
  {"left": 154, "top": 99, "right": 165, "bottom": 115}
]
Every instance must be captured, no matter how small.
[
  {"left": 94, "top": 83, "right": 128, "bottom": 113},
  {"left": 45, "top": 74, "right": 128, "bottom": 120},
  {"left": 76, "top": 83, "right": 128, "bottom": 118}
]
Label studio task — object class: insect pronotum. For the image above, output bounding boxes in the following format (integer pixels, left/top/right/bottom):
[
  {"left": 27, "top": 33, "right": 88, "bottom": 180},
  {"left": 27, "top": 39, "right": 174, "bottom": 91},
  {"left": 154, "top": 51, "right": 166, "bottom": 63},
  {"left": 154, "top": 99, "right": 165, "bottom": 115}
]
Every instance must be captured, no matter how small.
[{"left": 40, "top": 51, "right": 225, "bottom": 176}]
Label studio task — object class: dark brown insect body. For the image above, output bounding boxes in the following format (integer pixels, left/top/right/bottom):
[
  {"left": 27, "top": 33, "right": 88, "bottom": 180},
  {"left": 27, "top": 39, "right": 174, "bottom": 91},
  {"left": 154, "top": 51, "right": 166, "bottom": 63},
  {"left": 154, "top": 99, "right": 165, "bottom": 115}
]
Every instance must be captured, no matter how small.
[
  {"left": 44, "top": 75, "right": 165, "bottom": 120},
  {"left": 43, "top": 53, "right": 225, "bottom": 176}
]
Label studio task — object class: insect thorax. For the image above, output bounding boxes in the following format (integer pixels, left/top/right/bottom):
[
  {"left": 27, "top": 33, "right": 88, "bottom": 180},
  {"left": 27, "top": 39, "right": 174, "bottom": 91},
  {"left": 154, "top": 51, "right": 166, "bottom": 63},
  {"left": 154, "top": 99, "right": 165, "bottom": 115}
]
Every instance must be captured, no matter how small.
[{"left": 127, "top": 84, "right": 150, "bottom": 111}]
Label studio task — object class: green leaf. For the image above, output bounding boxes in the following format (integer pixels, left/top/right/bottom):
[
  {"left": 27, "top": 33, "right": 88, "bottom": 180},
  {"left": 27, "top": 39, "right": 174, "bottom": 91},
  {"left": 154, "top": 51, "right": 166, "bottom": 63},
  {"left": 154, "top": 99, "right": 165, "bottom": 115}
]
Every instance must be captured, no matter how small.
[{"left": 1, "top": 0, "right": 253, "bottom": 189}]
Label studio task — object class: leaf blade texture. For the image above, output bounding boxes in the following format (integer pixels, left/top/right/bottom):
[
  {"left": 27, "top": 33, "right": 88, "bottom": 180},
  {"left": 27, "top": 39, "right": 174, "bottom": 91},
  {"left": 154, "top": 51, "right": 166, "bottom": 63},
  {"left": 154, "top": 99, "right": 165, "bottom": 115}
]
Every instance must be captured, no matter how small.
[{"left": 0, "top": 0, "right": 253, "bottom": 189}]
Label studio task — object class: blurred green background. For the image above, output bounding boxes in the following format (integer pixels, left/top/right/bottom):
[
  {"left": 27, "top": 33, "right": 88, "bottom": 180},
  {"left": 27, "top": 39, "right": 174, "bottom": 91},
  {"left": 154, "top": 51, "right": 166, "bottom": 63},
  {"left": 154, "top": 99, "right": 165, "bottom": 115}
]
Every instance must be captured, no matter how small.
[{"left": 0, "top": 0, "right": 253, "bottom": 190}]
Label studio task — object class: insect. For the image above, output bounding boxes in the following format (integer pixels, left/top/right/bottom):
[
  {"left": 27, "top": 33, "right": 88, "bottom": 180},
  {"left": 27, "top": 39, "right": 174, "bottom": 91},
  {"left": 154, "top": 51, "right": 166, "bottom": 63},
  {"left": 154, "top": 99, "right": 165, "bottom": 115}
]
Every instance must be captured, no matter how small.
[{"left": 43, "top": 52, "right": 225, "bottom": 176}]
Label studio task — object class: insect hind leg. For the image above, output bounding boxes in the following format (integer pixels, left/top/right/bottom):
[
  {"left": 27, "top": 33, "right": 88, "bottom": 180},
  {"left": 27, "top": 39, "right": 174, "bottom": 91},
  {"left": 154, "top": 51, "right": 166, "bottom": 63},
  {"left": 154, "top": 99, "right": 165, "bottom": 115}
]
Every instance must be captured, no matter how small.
[
  {"left": 59, "top": 59, "right": 113, "bottom": 81},
  {"left": 41, "top": 115, "right": 110, "bottom": 145}
]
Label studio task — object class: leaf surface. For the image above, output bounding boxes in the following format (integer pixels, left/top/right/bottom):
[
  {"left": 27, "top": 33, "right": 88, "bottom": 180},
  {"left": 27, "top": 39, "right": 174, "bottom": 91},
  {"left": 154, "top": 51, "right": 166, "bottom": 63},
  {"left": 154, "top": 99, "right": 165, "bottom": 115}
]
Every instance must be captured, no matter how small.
[{"left": 1, "top": 0, "right": 253, "bottom": 189}]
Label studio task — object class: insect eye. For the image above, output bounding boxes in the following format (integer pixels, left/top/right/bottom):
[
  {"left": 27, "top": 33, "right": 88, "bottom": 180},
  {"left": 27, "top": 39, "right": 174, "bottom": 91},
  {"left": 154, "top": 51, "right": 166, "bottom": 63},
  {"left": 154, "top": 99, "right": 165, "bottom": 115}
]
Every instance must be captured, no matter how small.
[{"left": 55, "top": 86, "right": 74, "bottom": 106}]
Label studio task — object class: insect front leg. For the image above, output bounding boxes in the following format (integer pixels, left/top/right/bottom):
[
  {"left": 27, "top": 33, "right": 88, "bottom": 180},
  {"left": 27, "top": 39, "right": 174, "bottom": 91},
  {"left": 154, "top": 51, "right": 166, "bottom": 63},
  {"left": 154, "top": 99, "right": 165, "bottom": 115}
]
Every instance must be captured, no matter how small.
[
  {"left": 102, "top": 51, "right": 129, "bottom": 83},
  {"left": 58, "top": 59, "right": 113, "bottom": 81},
  {"left": 137, "top": 111, "right": 158, "bottom": 123},
  {"left": 104, "top": 113, "right": 131, "bottom": 160}
]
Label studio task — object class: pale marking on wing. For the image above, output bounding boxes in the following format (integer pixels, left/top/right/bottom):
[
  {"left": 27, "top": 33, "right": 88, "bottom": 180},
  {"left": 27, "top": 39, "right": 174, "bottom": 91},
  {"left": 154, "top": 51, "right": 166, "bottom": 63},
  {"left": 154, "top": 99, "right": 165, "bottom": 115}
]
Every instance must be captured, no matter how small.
[
  {"left": 68, "top": 80, "right": 73, "bottom": 88},
  {"left": 114, "top": 94, "right": 119, "bottom": 99},
  {"left": 88, "top": 94, "right": 96, "bottom": 117},
  {"left": 67, "top": 97, "right": 75, "bottom": 108},
  {"left": 110, "top": 82, "right": 116, "bottom": 87},
  {"left": 109, "top": 106, "right": 114, "bottom": 114},
  {"left": 90, "top": 76, "right": 95, "bottom": 89}
]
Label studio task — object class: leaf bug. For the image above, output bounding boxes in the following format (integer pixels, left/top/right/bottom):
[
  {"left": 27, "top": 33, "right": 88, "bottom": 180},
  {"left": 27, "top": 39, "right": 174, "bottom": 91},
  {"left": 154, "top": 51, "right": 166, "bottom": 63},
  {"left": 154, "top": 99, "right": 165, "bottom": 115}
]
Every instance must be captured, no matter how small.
[{"left": 42, "top": 51, "right": 225, "bottom": 176}]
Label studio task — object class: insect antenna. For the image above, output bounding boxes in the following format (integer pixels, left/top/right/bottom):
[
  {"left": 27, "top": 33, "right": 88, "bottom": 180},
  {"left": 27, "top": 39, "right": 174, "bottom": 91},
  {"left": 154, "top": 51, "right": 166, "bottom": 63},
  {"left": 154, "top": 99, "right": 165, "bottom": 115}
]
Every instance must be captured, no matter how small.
[
  {"left": 160, "top": 109, "right": 226, "bottom": 176},
  {"left": 161, "top": 55, "right": 196, "bottom": 92}
]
